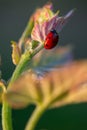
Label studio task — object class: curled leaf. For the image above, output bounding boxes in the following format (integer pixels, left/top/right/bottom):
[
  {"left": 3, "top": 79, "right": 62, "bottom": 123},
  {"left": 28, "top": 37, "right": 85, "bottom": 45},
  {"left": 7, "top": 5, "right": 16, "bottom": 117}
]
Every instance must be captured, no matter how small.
[
  {"left": 4, "top": 60, "right": 87, "bottom": 109},
  {"left": 0, "top": 81, "right": 6, "bottom": 103},
  {"left": 31, "top": 8, "right": 75, "bottom": 43},
  {"left": 11, "top": 41, "right": 21, "bottom": 65}
]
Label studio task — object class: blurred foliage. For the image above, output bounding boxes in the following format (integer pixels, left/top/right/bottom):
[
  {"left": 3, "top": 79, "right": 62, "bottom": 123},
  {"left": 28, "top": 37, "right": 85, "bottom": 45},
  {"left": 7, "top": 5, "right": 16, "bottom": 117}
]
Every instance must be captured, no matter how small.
[{"left": 0, "top": 0, "right": 87, "bottom": 130}]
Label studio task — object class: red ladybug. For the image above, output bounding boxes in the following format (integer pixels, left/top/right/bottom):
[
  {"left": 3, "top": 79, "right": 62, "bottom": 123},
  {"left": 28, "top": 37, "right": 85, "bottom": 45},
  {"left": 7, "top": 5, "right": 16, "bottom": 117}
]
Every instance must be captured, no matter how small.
[{"left": 44, "top": 29, "right": 59, "bottom": 49}]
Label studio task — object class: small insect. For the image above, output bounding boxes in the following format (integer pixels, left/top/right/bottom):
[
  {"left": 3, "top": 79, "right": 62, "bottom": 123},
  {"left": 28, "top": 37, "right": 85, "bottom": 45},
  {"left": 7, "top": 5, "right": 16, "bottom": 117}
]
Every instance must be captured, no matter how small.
[{"left": 44, "top": 29, "right": 59, "bottom": 49}]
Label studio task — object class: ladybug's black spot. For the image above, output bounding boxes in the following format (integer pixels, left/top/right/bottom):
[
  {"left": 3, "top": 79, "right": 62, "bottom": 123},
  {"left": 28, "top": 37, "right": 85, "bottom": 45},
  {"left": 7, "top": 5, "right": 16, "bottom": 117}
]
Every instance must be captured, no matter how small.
[{"left": 51, "top": 29, "right": 58, "bottom": 34}]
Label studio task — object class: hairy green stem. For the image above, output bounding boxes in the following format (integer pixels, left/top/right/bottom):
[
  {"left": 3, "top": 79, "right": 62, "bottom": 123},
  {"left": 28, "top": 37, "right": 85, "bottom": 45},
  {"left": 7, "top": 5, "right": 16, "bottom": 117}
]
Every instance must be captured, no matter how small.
[
  {"left": 2, "top": 102, "right": 12, "bottom": 130},
  {"left": 2, "top": 52, "right": 31, "bottom": 130},
  {"left": 1, "top": 12, "right": 43, "bottom": 130},
  {"left": 2, "top": 42, "right": 44, "bottom": 130},
  {"left": 25, "top": 105, "right": 47, "bottom": 130},
  {"left": 9, "top": 52, "right": 31, "bottom": 87}
]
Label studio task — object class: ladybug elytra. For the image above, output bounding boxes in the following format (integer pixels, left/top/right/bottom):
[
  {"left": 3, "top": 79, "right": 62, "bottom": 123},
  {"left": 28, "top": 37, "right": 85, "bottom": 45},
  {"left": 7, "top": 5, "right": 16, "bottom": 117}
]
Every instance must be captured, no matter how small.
[{"left": 44, "top": 29, "right": 59, "bottom": 49}]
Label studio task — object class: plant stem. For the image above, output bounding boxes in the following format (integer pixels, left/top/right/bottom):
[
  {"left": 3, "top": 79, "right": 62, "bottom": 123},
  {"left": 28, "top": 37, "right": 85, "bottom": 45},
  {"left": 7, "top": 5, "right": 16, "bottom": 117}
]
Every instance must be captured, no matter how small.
[
  {"left": 32, "top": 44, "right": 44, "bottom": 57},
  {"left": 2, "top": 42, "right": 44, "bottom": 130},
  {"left": 25, "top": 105, "right": 47, "bottom": 130},
  {"left": 2, "top": 102, "right": 12, "bottom": 130},
  {"left": 18, "top": 17, "right": 34, "bottom": 49},
  {"left": 1, "top": 10, "right": 43, "bottom": 128},
  {"left": 9, "top": 52, "right": 31, "bottom": 87},
  {"left": 2, "top": 52, "right": 31, "bottom": 130}
]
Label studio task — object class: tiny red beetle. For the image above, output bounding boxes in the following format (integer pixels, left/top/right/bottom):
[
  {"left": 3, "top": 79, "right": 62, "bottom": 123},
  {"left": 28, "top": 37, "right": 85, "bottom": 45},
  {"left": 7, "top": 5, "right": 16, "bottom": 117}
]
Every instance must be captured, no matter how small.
[{"left": 44, "top": 29, "right": 59, "bottom": 49}]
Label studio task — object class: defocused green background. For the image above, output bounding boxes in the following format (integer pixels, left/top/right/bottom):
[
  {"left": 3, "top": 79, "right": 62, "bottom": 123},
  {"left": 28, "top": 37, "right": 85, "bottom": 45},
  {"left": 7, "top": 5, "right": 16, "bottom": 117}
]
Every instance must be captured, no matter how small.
[{"left": 0, "top": 0, "right": 87, "bottom": 130}]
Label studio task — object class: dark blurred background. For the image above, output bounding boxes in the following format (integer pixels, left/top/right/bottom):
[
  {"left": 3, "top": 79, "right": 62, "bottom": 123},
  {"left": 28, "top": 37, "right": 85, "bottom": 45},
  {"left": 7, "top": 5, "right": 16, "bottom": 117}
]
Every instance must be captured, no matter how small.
[{"left": 0, "top": 0, "right": 87, "bottom": 130}]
